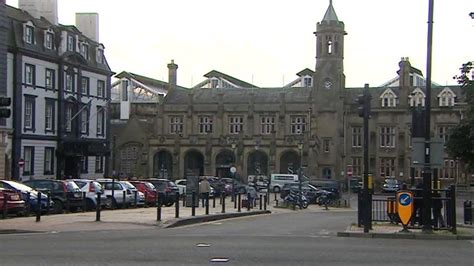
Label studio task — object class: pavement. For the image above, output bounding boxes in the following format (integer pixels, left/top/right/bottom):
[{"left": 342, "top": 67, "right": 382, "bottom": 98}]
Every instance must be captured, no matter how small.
[{"left": 1, "top": 194, "right": 472, "bottom": 241}]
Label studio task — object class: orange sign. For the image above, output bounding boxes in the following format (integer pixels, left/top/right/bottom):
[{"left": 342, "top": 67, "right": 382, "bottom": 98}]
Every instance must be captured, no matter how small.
[{"left": 396, "top": 191, "right": 414, "bottom": 226}]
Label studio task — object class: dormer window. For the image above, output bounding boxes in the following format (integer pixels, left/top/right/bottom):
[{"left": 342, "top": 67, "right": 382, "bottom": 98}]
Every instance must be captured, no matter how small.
[
  {"left": 303, "top": 76, "right": 312, "bottom": 88},
  {"left": 438, "top": 87, "right": 456, "bottom": 107},
  {"left": 409, "top": 88, "right": 425, "bottom": 107},
  {"left": 380, "top": 88, "right": 397, "bottom": 107},
  {"left": 67, "top": 35, "right": 75, "bottom": 51},
  {"left": 25, "top": 25, "right": 34, "bottom": 44},
  {"left": 80, "top": 43, "right": 89, "bottom": 59},
  {"left": 210, "top": 78, "right": 219, "bottom": 88},
  {"left": 96, "top": 47, "right": 104, "bottom": 64},
  {"left": 44, "top": 30, "right": 54, "bottom": 50}
]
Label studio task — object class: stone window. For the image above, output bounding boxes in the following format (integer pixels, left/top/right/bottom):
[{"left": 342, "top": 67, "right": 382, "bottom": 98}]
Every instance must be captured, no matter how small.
[
  {"left": 290, "top": 116, "right": 306, "bottom": 135},
  {"left": 80, "top": 107, "right": 89, "bottom": 134},
  {"left": 437, "top": 88, "right": 455, "bottom": 107},
  {"left": 261, "top": 116, "right": 275, "bottom": 135},
  {"left": 44, "top": 147, "right": 54, "bottom": 175},
  {"left": 438, "top": 126, "right": 452, "bottom": 143},
  {"left": 169, "top": 116, "right": 184, "bottom": 134},
  {"left": 199, "top": 116, "right": 213, "bottom": 134},
  {"left": 409, "top": 88, "right": 425, "bottom": 107},
  {"left": 45, "top": 31, "right": 54, "bottom": 50},
  {"left": 24, "top": 25, "right": 34, "bottom": 44},
  {"left": 380, "top": 157, "right": 396, "bottom": 178},
  {"left": 24, "top": 96, "right": 35, "bottom": 131},
  {"left": 439, "top": 159, "right": 457, "bottom": 179},
  {"left": 23, "top": 146, "right": 34, "bottom": 176},
  {"left": 81, "top": 77, "right": 90, "bottom": 95},
  {"left": 229, "top": 116, "right": 243, "bottom": 134},
  {"left": 65, "top": 72, "right": 74, "bottom": 92},
  {"left": 25, "top": 64, "right": 35, "bottom": 86},
  {"left": 351, "top": 126, "right": 362, "bottom": 147},
  {"left": 96, "top": 107, "right": 105, "bottom": 136},
  {"left": 351, "top": 157, "right": 362, "bottom": 177},
  {"left": 45, "top": 68, "right": 55, "bottom": 90},
  {"left": 380, "top": 89, "right": 397, "bottom": 107},
  {"left": 303, "top": 76, "right": 312, "bottom": 88},
  {"left": 380, "top": 126, "right": 395, "bottom": 148},
  {"left": 67, "top": 35, "right": 75, "bottom": 51},
  {"left": 45, "top": 100, "right": 55, "bottom": 132},
  {"left": 97, "top": 80, "right": 105, "bottom": 98}
]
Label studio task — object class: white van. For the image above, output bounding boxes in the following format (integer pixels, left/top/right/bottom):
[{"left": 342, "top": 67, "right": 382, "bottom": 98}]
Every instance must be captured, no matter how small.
[{"left": 270, "top": 174, "right": 299, "bottom": 192}]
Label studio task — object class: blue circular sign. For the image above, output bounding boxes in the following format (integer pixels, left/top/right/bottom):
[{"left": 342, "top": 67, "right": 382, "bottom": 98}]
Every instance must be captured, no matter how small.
[{"left": 398, "top": 193, "right": 412, "bottom": 206}]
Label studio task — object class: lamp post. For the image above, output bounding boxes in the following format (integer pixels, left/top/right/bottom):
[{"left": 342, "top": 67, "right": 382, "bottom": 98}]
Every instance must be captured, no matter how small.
[
  {"left": 298, "top": 139, "right": 304, "bottom": 206},
  {"left": 231, "top": 141, "right": 237, "bottom": 202}
]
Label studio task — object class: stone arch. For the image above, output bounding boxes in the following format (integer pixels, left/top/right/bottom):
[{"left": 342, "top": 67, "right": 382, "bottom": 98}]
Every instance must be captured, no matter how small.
[
  {"left": 279, "top": 149, "right": 301, "bottom": 174},
  {"left": 247, "top": 150, "right": 269, "bottom": 178},
  {"left": 184, "top": 149, "right": 204, "bottom": 177},
  {"left": 215, "top": 149, "right": 235, "bottom": 178},
  {"left": 153, "top": 149, "right": 173, "bottom": 179}
]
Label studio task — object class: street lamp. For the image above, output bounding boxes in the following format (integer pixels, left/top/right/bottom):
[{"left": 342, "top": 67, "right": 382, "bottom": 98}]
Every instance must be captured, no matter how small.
[
  {"left": 297, "top": 139, "right": 304, "bottom": 206},
  {"left": 231, "top": 140, "right": 237, "bottom": 202}
]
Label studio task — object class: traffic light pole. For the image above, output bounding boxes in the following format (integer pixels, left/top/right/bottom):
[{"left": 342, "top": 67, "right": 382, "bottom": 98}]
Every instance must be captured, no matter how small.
[{"left": 362, "top": 84, "right": 372, "bottom": 233}]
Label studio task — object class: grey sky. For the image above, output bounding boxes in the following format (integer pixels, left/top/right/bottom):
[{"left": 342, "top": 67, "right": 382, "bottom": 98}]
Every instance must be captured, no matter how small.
[{"left": 6, "top": 0, "right": 474, "bottom": 88}]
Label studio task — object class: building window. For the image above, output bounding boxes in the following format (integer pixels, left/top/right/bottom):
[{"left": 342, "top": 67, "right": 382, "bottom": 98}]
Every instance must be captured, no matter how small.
[
  {"left": 44, "top": 147, "right": 54, "bottom": 175},
  {"left": 96, "top": 107, "right": 105, "bottom": 136},
  {"left": 24, "top": 97, "right": 35, "bottom": 131},
  {"left": 121, "top": 80, "right": 129, "bottom": 101},
  {"left": 169, "top": 116, "right": 183, "bottom": 134},
  {"left": 23, "top": 146, "right": 34, "bottom": 175},
  {"left": 199, "top": 116, "right": 213, "bottom": 134},
  {"left": 97, "top": 80, "right": 105, "bottom": 98},
  {"left": 261, "top": 116, "right": 275, "bottom": 135},
  {"left": 438, "top": 126, "right": 452, "bottom": 143},
  {"left": 210, "top": 79, "right": 219, "bottom": 88},
  {"left": 45, "top": 32, "right": 54, "bottom": 50},
  {"left": 323, "top": 139, "right": 330, "bottom": 153},
  {"left": 409, "top": 89, "right": 425, "bottom": 107},
  {"left": 80, "top": 43, "right": 89, "bottom": 59},
  {"left": 351, "top": 157, "right": 362, "bottom": 177},
  {"left": 380, "top": 126, "right": 395, "bottom": 148},
  {"left": 120, "top": 145, "right": 139, "bottom": 176},
  {"left": 81, "top": 77, "right": 90, "bottom": 95},
  {"left": 351, "top": 126, "right": 362, "bottom": 147},
  {"left": 25, "top": 64, "right": 35, "bottom": 86},
  {"left": 229, "top": 116, "right": 243, "bottom": 134},
  {"left": 303, "top": 77, "right": 312, "bottom": 88},
  {"left": 80, "top": 156, "right": 88, "bottom": 173},
  {"left": 45, "top": 69, "right": 55, "bottom": 90},
  {"left": 25, "top": 25, "right": 34, "bottom": 44},
  {"left": 380, "top": 157, "right": 395, "bottom": 178},
  {"left": 438, "top": 89, "right": 455, "bottom": 107},
  {"left": 65, "top": 72, "right": 74, "bottom": 92},
  {"left": 439, "top": 159, "right": 457, "bottom": 179},
  {"left": 380, "top": 89, "right": 397, "bottom": 107},
  {"left": 81, "top": 107, "right": 89, "bottom": 134},
  {"left": 65, "top": 105, "right": 72, "bottom": 132},
  {"left": 67, "top": 35, "right": 74, "bottom": 51},
  {"left": 291, "top": 116, "right": 306, "bottom": 135},
  {"left": 95, "top": 156, "right": 104, "bottom": 173},
  {"left": 96, "top": 48, "right": 104, "bottom": 64},
  {"left": 45, "top": 100, "right": 55, "bottom": 132}
]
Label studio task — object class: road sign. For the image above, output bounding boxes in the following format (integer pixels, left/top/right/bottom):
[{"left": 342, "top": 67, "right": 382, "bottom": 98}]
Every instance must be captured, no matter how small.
[
  {"left": 347, "top": 165, "right": 353, "bottom": 177},
  {"left": 18, "top": 158, "right": 25, "bottom": 168},
  {"left": 396, "top": 191, "right": 414, "bottom": 226},
  {"left": 230, "top": 166, "right": 236, "bottom": 174}
]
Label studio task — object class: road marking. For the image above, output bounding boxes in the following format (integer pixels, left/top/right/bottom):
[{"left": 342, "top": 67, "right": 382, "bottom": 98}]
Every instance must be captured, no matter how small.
[
  {"left": 197, "top": 243, "right": 211, "bottom": 247},
  {"left": 210, "top": 258, "right": 230, "bottom": 263},
  {"left": 470, "top": 240, "right": 474, "bottom": 245}
]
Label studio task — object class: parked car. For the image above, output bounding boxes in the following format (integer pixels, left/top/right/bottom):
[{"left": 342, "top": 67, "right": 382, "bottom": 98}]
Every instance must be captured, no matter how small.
[
  {"left": 0, "top": 180, "right": 53, "bottom": 213},
  {"left": 23, "top": 179, "right": 84, "bottom": 214},
  {"left": 174, "top": 179, "right": 187, "bottom": 195},
  {"left": 349, "top": 177, "right": 363, "bottom": 193},
  {"left": 143, "top": 179, "right": 179, "bottom": 207},
  {"left": 129, "top": 181, "right": 157, "bottom": 206},
  {"left": 280, "top": 183, "right": 330, "bottom": 204},
  {"left": 382, "top": 178, "right": 401, "bottom": 193},
  {"left": 70, "top": 179, "right": 106, "bottom": 211},
  {"left": 97, "top": 179, "right": 143, "bottom": 208},
  {"left": 0, "top": 188, "right": 25, "bottom": 216},
  {"left": 309, "top": 179, "right": 341, "bottom": 199}
]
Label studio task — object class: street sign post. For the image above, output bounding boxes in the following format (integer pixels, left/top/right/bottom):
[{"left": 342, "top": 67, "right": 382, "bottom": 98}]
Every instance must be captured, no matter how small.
[
  {"left": 18, "top": 158, "right": 25, "bottom": 168},
  {"left": 396, "top": 191, "right": 414, "bottom": 232}
]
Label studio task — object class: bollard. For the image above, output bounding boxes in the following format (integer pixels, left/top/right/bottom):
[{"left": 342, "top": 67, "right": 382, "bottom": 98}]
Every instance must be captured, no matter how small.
[
  {"left": 122, "top": 191, "right": 127, "bottom": 209},
  {"left": 212, "top": 196, "right": 216, "bottom": 209},
  {"left": 205, "top": 194, "right": 209, "bottom": 215},
  {"left": 264, "top": 195, "right": 267, "bottom": 211},
  {"left": 192, "top": 192, "right": 196, "bottom": 216},
  {"left": 259, "top": 195, "right": 262, "bottom": 210},
  {"left": 234, "top": 194, "right": 237, "bottom": 209},
  {"left": 26, "top": 192, "right": 31, "bottom": 216},
  {"left": 82, "top": 192, "right": 87, "bottom": 212},
  {"left": 46, "top": 193, "right": 51, "bottom": 215},
  {"left": 221, "top": 194, "right": 226, "bottom": 214},
  {"left": 247, "top": 193, "right": 251, "bottom": 211},
  {"left": 238, "top": 193, "right": 241, "bottom": 213},
  {"left": 134, "top": 191, "right": 138, "bottom": 208},
  {"left": 95, "top": 192, "right": 101, "bottom": 222},
  {"left": 464, "top": 200, "right": 472, "bottom": 225},
  {"left": 182, "top": 194, "right": 186, "bottom": 207},
  {"left": 36, "top": 191, "right": 42, "bottom": 222},
  {"left": 2, "top": 193, "right": 7, "bottom": 219},
  {"left": 66, "top": 193, "right": 70, "bottom": 214},
  {"left": 144, "top": 191, "right": 148, "bottom": 208},
  {"left": 274, "top": 192, "right": 277, "bottom": 201},
  {"left": 157, "top": 200, "right": 162, "bottom": 221},
  {"left": 175, "top": 196, "right": 180, "bottom": 218}
]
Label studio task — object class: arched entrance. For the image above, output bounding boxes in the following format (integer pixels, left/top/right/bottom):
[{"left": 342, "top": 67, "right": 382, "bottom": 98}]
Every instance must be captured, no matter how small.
[
  {"left": 184, "top": 150, "right": 204, "bottom": 177},
  {"left": 215, "top": 149, "right": 235, "bottom": 178},
  {"left": 153, "top": 150, "right": 173, "bottom": 179},
  {"left": 279, "top": 150, "right": 301, "bottom": 174},
  {"left": 247, "top": 150, "right": 268, "bottom": 179}
]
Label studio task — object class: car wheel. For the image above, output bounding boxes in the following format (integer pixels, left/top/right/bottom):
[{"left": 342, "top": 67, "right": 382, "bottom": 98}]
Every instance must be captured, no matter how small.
[
  {"left": 273, "top": 186, "right": 280, "bottom": 193},
  {"left": 104, "top": 197, "right": 116, "bottom": 209},
  {"left": 53, "top": 200, "right": 64, "bottom": 214},
  {"left": 301, "top": 201, "right": 309, "bottom": 209}
]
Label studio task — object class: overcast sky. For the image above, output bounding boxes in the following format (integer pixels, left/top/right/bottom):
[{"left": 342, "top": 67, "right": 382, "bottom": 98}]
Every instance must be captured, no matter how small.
[{"left": 6, "top": 0, "right": 474, "bottom": 88}]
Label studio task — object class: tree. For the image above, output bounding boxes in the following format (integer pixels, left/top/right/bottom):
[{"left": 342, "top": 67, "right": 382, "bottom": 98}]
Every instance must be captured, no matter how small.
[{"left": 446, "top": 62, "right": 474, "bottom": 171}]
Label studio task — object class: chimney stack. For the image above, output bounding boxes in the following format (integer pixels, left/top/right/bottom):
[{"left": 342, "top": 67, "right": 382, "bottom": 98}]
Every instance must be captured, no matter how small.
[
  {"left": 75, "top": 13, "right": 99, "bottom": 42},
  {"left": 19, "top": 0, "right": 58, "bottom": 24},
  {"left": 168, "top": 60, "right": 178, "bottom": 94}
]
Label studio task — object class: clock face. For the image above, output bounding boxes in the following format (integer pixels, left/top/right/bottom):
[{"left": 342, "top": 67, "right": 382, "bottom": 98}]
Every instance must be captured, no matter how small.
[{"left": 324, "top": 80, "right": 332, "bottom": 89}]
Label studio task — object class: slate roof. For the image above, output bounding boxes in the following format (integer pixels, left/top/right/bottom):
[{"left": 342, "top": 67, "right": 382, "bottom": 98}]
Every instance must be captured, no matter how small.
[
  {"left": 322, "top": 0, "right": 339, "bottom": 22},
  {"left": 193, "top": 70, "right": 259, "bottom": 89},
  {"left": 115, "top": 71, "right": 188, "bottom": 91}
]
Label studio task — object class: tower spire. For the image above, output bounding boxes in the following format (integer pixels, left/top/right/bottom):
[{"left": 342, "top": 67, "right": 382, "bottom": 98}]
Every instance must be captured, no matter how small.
[{"left": 322, "top": 0, "right": 339, "bottom": 22}]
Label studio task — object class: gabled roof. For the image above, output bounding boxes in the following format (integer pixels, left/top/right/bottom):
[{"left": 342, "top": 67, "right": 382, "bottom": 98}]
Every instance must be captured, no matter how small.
[
  {"left": 322, "top": 0, "right": 339, "bottom": 22},
  {"left": 115, "top": 71, "right": 188, "bottom": 91},
  {"left": 296, "top": 68, "right": 315, "bottom": 77},
  {"left": 193, "top": 70, "right": 258, "bottom": 89}
]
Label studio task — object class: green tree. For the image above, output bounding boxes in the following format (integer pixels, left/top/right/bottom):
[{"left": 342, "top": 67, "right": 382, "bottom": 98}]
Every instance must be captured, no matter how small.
[{"left": 446, "top": 62, "right": 474, "bottom": 171}]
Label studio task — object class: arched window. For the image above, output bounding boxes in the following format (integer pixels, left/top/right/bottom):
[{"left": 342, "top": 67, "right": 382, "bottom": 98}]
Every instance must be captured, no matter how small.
[
  {"left": 437, "top": 88, "right": 456, "bottom": 107},
  {"left": 380, "top": 89, "right": 397, "bottom": 107},
  {"left": 409, "top": 88, "right": 425, "bottom": 107}
]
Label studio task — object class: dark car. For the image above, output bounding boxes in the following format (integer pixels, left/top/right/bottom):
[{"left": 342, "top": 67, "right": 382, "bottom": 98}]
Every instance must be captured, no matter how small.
[
  {"left": 0, "top": 180, "right": 53, "bottom": 213},
  {"left": 349, "top": 177, "right": 363, "bottom": 193},
  {"left": 280, "top": 183, "right": 325, "bottom": 204},
  {"left": 309, "top": 180, "right": 341, "bottom": 199},
  {"left": 23, "top": 179, "right": 83, "bottom": 213},
  {"left": 0, "top": 188, "right": 25, "bottom": 216},
  {"left": 382, "top": 178, "right": 401, "bottom": 193},
  {"left": 143, "top": 179, "right": 179, "bottom": 207}
]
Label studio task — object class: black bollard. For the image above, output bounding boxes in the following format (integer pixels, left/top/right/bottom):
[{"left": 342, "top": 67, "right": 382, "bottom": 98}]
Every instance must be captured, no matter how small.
[
  {"left": 46, "top": 193, "right": 51, "bottom": 215},
  {"left": 221, "top": 194, "right": 226, "bottom": 214},
  {"left": 175, "top": 196, "right": 180, "bottom": 218},
  {"left": 238, "top": 193, "right": 241, "bottom": 213},
  {"left": 82, "top": 192, "right": 87, "bottom": 212},
  {"left": 95, "top": 192, "right": 101, "bottom": 222},
  {"left": 122, "top": 191, "right": 127, "bottom": 209},
  {"left": 464, "top": 200, "right": 472, "bottom": 225},
  {"left": 205, "top": 194, "right": 209, "bottom": 215},
  {"left": 264, "top": 195, "right": 267, "bottom": 211},
  {"left": 66, "top": 193, "right": 70, "bottom": 213},
  {"left": 192, "top": 192, "right": 196, "bottom": 216},
  {"left": 259, "top": 195, "right": 263, "bottom": 210},
  {"left": 2, "top": 193, "right": 7, "bottom": 219},
  {"left": 247, "top": 193, "right": 251, "bottom": 211},
  {"left": 234, "top": 193, "right": 237, "bottom": 209},
  {"left": 212, "top": 196, "right": 216, "bottom": 209},
  {"left": 36, "top": 192, "right": 42, "bottom": 222},
  {"left": 157, "top": 201, "right": 162, "bottom": 221},
  {"left": 144, "top": 191, "right": 148, "bottom": 208},
  {"left": 134, "top": 191, "right": 138, "bottom": 208},
  {"left": 26, "top": 192, "right": 31, "bottom": 216},
  {"left": 182, "top": 193, "right": 186, "bottom": 207}
]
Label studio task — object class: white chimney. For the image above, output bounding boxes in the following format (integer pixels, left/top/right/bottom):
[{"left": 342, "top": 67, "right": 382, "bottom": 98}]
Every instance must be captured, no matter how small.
[
  {"left": 75, "top": 13, "right": 99, "bottom": 42},
  {"left": 19, "top": 0, "right": 58, "bottom": 24}
]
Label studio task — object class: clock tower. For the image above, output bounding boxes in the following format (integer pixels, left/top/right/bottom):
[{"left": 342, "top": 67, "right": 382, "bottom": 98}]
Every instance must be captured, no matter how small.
[{"left": 312, "top": 0, "right": 346, "bottom": 180}]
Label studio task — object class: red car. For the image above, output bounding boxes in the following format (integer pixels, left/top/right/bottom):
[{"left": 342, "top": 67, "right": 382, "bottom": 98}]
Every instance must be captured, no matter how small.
[
  {"left": 129, "top": 181, "right": 157, "bottom": 206},
  {"left": 0, "top": 188, "right": 25, "bottom": 217}
]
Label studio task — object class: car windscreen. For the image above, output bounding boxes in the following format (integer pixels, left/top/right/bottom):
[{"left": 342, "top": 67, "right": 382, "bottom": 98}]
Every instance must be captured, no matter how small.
[
  {"left": 65, "top": 181, "right": 81, "bottom": 192},
  {"left": 144, "top": 182, "right": 155, "bottom": 190},
  {"left": 121, "top": 181, "right": 136, "bottom": 189},
  {"left": 4, "top": 181, "right": 34, "bottom": 192}
]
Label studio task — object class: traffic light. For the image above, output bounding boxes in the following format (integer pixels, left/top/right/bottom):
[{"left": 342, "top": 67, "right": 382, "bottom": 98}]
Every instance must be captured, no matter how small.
[
  {"left": 0, "top": 97, "right": 11, "bottom": 118},
  {"left": 355, "top": 85, "right": 371, "bottom": 119}
]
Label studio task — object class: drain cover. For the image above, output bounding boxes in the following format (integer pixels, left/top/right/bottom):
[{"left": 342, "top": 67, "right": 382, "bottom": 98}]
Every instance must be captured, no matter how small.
[{"left": 210, "top": 258, "right": 230, "bottom": 263}]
